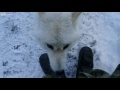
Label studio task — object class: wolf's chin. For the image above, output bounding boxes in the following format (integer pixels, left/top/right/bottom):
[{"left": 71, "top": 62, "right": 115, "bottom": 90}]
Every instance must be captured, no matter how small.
[{"left": 47, "top": 51, "right": 67, "bottom": 72}]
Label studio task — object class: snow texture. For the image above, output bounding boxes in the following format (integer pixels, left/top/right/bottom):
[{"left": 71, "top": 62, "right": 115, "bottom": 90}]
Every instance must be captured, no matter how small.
[{"left": 0, "top": 12, "right": 120, "bottom": 78}]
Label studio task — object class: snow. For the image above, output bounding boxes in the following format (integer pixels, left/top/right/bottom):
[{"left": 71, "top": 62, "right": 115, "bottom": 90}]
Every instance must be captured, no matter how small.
[
  {"left": 78, "top": 12, "right": 120, "bottom": 74},
  {"left": 0, "top": 12, "right": 120, "bottom": 78}
]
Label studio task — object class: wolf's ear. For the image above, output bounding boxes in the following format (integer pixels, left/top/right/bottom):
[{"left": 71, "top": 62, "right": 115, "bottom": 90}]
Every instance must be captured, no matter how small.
[{"left": 72, "top": 12, "right": 82, "bottom": 22}]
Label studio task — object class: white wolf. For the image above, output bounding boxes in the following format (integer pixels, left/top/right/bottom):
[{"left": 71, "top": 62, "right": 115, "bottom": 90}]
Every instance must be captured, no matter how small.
[{"left": 33, "top": 12, "right": 82, "bottom": 72}]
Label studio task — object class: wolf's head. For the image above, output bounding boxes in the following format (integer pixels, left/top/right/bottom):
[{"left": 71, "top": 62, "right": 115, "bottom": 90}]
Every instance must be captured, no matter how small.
[{"left": 34, "top": 12, "right": 82, "bottom": 72}]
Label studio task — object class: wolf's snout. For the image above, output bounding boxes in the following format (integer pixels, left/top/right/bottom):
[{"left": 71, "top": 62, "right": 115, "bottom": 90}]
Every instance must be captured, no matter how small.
[{"left": 48, "top": 51, "right": 67, "bottom": 72}]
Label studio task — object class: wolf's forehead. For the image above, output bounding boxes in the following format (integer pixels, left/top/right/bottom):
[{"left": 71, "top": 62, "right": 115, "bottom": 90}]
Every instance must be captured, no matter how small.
[
  {"left": 45, "top": 12, "right": 71, "bottom": 18},
  {"left": 45, "top": 16, "right": 72, "bottom": 30},
  {"left": 42, "top": 13, "right": 71, "bottom": 23}
]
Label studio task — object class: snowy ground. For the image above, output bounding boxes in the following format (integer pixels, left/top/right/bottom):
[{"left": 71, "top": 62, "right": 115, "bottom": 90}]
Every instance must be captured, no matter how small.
[{"left": 0, "top": 12, "right": 120, "bottom": 78}]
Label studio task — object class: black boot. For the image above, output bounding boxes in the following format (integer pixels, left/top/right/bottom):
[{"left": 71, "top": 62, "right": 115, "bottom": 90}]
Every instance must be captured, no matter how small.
[
  {"left": 110, "top": 64, "right": 120, "bottom": 78},
  {"left": 39, "top": 53, "right": 66, "bottom": 78},
  {"left": 39, "top": 53, "right": 55, "bottom": 77},
  {"left": 76, "top": 47, "right": 93, "bottom": 78}
]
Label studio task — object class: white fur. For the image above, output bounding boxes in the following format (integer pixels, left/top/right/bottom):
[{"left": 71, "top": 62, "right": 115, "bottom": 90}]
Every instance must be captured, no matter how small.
[{"left": 33, "top": 12, "right": 81, "bottom": 72}]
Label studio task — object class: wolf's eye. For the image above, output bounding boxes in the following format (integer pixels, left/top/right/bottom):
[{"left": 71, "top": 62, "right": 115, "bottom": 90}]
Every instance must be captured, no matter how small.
[
  {"left": 47, "top": 44, "right": 53, "bottom": 50},
  {"left": 63, "top": 44, "right": 69, "bottom": 50}
]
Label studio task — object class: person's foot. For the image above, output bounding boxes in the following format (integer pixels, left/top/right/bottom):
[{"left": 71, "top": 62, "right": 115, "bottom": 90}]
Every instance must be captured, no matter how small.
[
  {"left": 110, "top": 64, "right": 120, "bottom": 78},
  {"left": 39, "top": 53, "right": 55, "bottom": 76},
  {"left": 76, "top": 47, "right": 93, "bottom": 78},
  {"left": 39, "top": 53, "right": 66, "bottom": 78}
]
